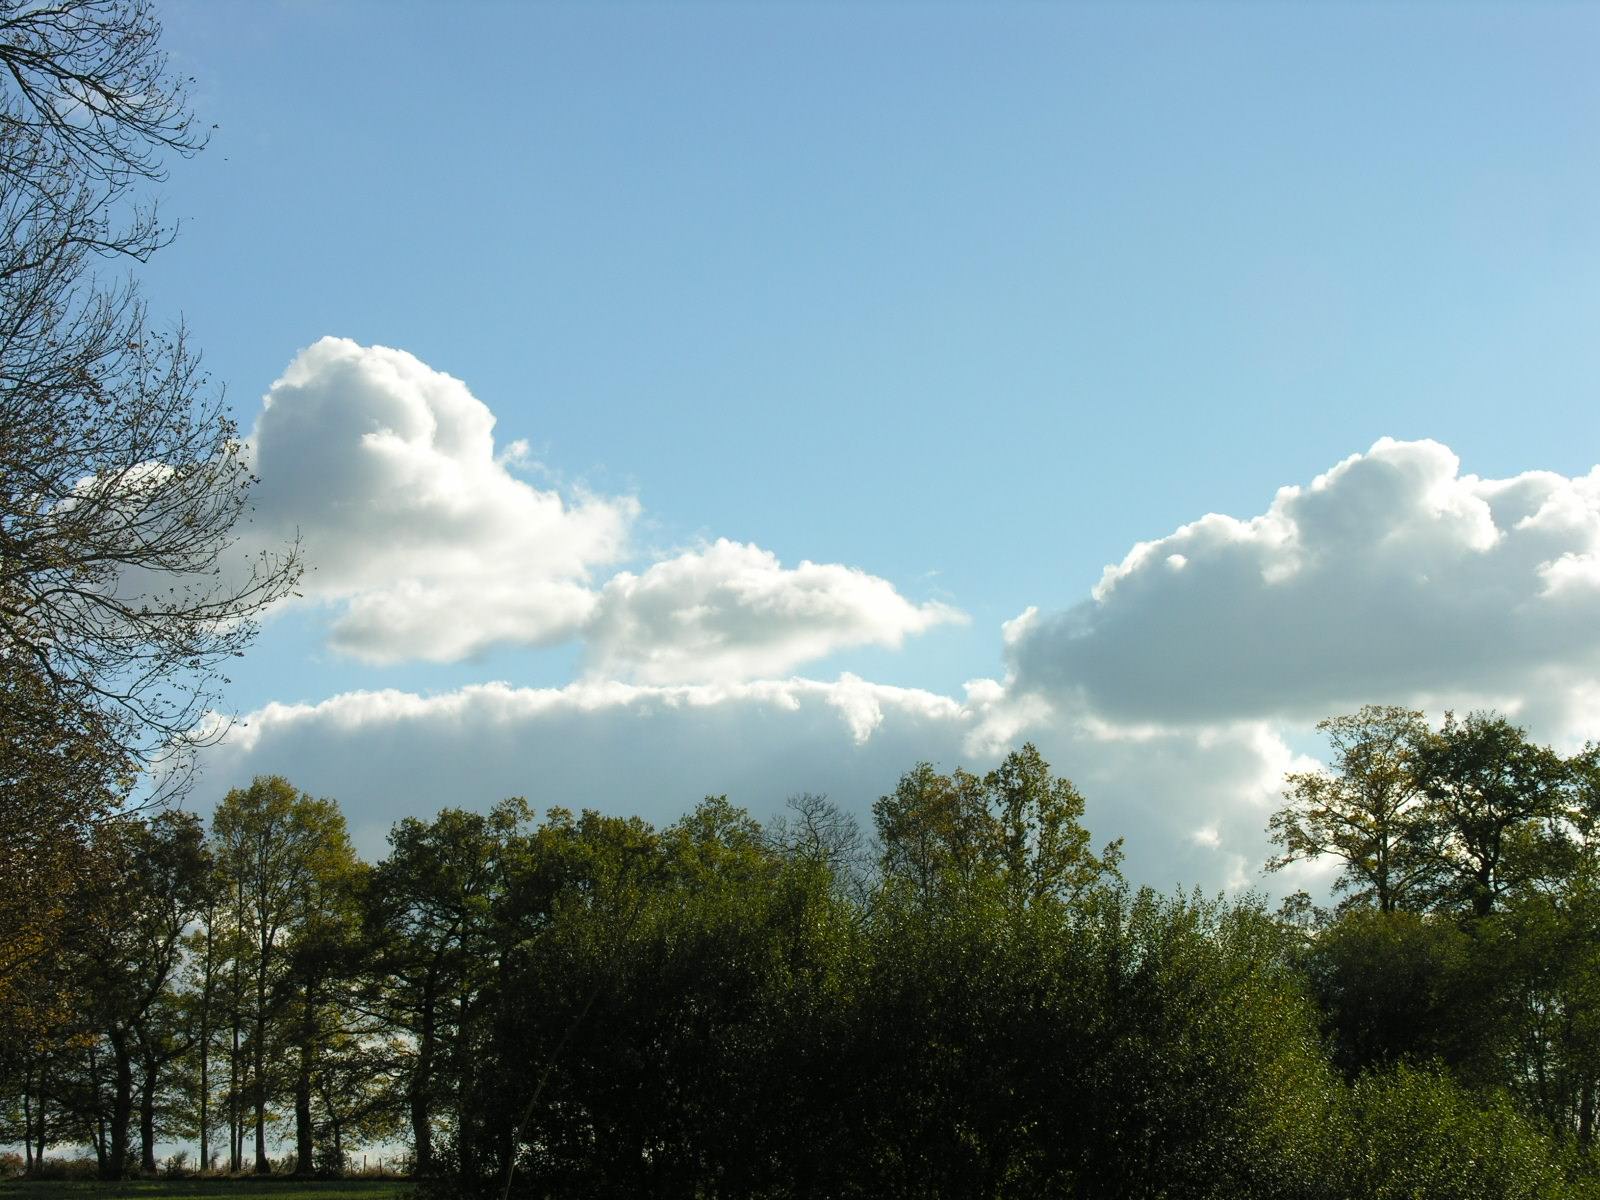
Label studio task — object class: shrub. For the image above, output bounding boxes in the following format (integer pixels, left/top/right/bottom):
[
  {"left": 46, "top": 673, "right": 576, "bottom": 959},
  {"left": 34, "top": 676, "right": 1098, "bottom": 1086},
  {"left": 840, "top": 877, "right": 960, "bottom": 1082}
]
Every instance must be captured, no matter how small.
[{"left": 1343, "top": 1065, "right": 1586, "bottom": 1200}]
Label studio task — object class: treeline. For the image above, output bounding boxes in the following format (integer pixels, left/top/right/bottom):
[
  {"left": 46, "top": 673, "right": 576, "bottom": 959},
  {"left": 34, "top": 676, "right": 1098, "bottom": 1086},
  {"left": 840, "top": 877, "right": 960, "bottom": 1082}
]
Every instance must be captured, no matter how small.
[{"left": 4, "top": 715, "right": 1600, "bottom": 1198}]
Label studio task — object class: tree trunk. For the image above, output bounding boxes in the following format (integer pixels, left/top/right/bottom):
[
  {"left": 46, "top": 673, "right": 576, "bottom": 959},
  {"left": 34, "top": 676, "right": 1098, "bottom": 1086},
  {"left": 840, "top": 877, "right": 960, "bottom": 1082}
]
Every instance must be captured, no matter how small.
[
  {"left": 199, "top": 936, "right": 212, "bottom": 1171},
  {"left": 254, "top": 951, "right": 270, "bottom": 1174},
  {"left": 294, "top": 972, "right": 318, "bottom": 1174},
  {"left": 228, "top": 1022, "right": 240, "bottom": 1172},
  {"left": 230, "top": 1033, "right": 242, "bottom": 1172},
  {"left": 139, "top": 1053, "right": 159, "bottom": 1174},
  {"left": 32, "top": 1088, "right": 46, "bottom": 1171},
  {"left": 254, "top": 1053, "right": 269, "bottom": 1174},
  {"left": 252, "top": 1012, "right": 269, "bottom": 1174},
  {"left": 22, "top": 1071, "right": 35, "bottom": 1174},
  {"left": 1581, "top": 1076, "right": 1596, "bottom": 1148},
  {"left": 1375, "top": 839, "right": 1392, "bottom": 913},
  {"left": 457, "top": 989, "right": 479, "bottom": 1185},
  {"left": 92, "top": 1115, "right": 107, "bottom": 1177},
  {"left": 230, "top": 939, "right": 243, "bottom": 1174},
  {"left": 295, "top": 1035, "right": 314, "bottom": 1174},
  {"left": 411, "top": 990, "right": 436, "bottom": 1174},
  {"left": 106, "top": 1034, "right": 134, "bottom": 1180},
  {"left": 88, "top": 1041, "right": 108, "bottom": 1175}
]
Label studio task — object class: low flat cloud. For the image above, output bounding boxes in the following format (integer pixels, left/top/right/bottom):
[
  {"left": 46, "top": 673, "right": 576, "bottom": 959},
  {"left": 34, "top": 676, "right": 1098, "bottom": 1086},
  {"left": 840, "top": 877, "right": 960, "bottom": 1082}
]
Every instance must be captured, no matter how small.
[
  {"left": 1007, "top": 438, "right": 1600, "bottom": 738},
  {"left": 198, "top": 677, "right": 1305, "bottom": 895}
]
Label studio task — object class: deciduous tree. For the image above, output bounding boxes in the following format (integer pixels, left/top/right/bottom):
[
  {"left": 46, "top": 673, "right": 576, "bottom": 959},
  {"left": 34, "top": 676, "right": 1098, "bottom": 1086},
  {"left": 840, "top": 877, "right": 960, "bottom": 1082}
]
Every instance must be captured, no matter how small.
[
  {"left": 365, "top": 800, "right": 531, "bottom": 1175},
  {"left": 1412, "top": 712, "right": 1574, "bottom": 919},
  {"left": 1267, "top": 706, "right": 1437, "bottom": 914},
  {"left": 0, "top": 0, "right": 297, "bottom": 1054}
]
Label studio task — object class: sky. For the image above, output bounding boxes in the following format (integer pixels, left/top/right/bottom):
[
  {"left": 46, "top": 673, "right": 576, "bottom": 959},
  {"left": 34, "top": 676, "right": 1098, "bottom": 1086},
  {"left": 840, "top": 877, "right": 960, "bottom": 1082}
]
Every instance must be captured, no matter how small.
[{"left": 134, "top": 1, "right": 1600, "bottom": 897}]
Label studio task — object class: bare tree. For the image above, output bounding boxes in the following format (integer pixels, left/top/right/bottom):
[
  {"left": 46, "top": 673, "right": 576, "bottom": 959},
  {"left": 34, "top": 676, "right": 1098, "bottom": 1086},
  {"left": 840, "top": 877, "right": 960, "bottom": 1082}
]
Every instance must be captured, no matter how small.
[
  {"left": 0, "top": 0, "right": 297, "bottom": 1049},
  {"left": 767, "top": 791, "right": 871, "bottom": 904},
  {"left": 0, "top": 0, "right": 299, "bottom": 789},
  {"left": 0, "top": 0, "right": 202, "bottom": 248}
]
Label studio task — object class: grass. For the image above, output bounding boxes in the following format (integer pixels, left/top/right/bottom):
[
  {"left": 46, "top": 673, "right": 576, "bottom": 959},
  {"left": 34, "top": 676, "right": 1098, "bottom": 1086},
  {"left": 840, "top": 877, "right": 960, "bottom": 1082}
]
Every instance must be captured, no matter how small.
[{"left": 0, "top": 1182, "right": 411, "bottom": 1200}]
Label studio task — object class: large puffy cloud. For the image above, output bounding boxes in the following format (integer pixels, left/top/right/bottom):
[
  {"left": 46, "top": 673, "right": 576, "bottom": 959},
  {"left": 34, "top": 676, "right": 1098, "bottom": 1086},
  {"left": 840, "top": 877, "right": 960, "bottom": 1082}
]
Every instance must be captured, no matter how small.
[
  {"left": 194, "top": 677, "right": 1304, "bottom": 896},
  {"left": 196, "top": 432, "right": 1600, "bottom": 902},
  {"left": 239, "top": 339, "right": 956, "bottom": 675},
  {"left": 585, "top": 539, "right": 965, "bottom": 683},
  {"left": 1008, "top": 438, "right": 1600, "bottom": 740},
  {"left": 245, "top": 337, "right": 633, "bottom": 662}
]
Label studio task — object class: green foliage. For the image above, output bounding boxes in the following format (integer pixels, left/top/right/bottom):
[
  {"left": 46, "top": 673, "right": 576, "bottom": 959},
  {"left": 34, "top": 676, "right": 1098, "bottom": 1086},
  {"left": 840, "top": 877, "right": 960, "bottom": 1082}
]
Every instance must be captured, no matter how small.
[
  {"left": 1413, "top": 712, "right": 1576, "bottom": 919},
  {"left": 209, "top": 778, "right": 369, "bottom": 1175},
  {"left": 1342, "top": 1065, "right": 1588, "bottom": 1200},
  {"left": 1269, "top": 706, "right": 1600, "bottom": 1156},
  {"left": 363, "top": 800, "right": 531, "bottom": 1176},
  {"left": 1268, "top": 706, "right": 1436, "bottom": 913},
  {"left": 1301, "top": 909, "right": 1504, "bottom": 1081},
  {"left": 1054, "top": 891, "right": 1338, "bottom": 1200},
  {"left": 873, "top": 743, "right": 1121, "bottom": 912},
  {"left": 18, "top": 720, "right": 1600, "bottom": 1194}
]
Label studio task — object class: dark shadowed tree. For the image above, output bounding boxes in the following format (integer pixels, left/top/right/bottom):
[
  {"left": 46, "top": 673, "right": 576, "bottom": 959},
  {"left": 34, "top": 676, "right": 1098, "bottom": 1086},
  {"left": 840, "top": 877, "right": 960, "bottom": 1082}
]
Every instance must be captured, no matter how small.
[
  {"left": 1484, "top": 745, "right": 1600, "bottom": 1144},
  {"left": 68, "top": 810, "right": 208, "bottom": 1178},
  {"left": 365, "top": 799, "right": 532, "bottom": 1175},
  {"left": 1413, "top": 712, "right": 1574, "bottom": 920},
  {"left": 281, "top": 810, "right": 365, "bottom": 1175},
  {"left": 1299, "top": 907, "right": 1505, "bottom": 1082}
]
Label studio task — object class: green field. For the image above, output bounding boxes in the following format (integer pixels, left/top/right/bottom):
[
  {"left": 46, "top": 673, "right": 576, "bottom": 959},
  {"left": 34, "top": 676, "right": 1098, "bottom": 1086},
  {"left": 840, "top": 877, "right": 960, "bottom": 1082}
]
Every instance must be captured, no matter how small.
[{"left": 0, "top": 1183, "right": 411, "bottom": 1200}]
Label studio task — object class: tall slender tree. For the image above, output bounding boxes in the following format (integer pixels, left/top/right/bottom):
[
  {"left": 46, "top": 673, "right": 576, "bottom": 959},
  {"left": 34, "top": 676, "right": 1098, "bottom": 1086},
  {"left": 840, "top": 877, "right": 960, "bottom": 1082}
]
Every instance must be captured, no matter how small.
[
  {"left": 211, "top": 777, "right": 351, "bottom": 1174},
  {"left": 67, "top": 811, "right": 208, "bottom": 1178}
]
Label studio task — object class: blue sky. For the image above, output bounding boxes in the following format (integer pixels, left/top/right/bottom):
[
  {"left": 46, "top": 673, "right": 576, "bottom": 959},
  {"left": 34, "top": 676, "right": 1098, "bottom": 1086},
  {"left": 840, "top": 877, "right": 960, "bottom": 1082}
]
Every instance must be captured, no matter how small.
[{"left": 135, "top": 2, "right": 1600, "bottom": 894}]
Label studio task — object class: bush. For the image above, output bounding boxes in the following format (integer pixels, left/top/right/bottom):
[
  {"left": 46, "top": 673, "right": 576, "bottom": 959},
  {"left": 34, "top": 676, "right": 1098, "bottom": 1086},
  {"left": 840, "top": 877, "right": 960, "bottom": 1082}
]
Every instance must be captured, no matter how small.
[
  {"left": 1343, "top": 1065, "right": 1587, "bottom": 1200},
  {"left": 26, "top": 1156, "right": 102, "bottom": 1180}
]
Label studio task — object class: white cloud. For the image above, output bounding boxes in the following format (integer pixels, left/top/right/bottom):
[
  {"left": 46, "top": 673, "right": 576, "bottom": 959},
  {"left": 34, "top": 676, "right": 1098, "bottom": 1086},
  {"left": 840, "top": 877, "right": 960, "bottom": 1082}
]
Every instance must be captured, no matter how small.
[
  {"left": 1008, "top": 438, "right": 1600, "bottom": 740},
  {"left": 194, "top": 676, "right": 1305, "bottom": 896},
  {"left": 584, "top": 539, "right": 966, "bottom": 683},
  {"left": 242, "top": 337, "right": 634, "bottom": 663},
  {"left": 238, "top": 340, "right": 956, "bottom": 677},
  {"left": 205, "top": 425, "right": 1600, "bottom": 901},
  {"left": 205, "top": 677, "right": 977, "bottom": 857}
]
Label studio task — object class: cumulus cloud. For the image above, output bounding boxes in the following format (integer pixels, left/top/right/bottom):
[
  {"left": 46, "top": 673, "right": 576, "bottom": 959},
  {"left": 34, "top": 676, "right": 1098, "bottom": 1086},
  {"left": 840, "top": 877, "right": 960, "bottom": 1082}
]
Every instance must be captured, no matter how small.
[
  {"left": 238, "top": 339, "right": 956, "bottom": 676},
  {"left": 584, "top": 539, "right": 966, "bottom": 683},
  {"left": 243, "top": 337, "right": 633, "bottom": 662},
  {"left": 1008, "top": 438, "right": 1600, "bottom": 739},
  {"left": 198, "top": 429, "right": 1600, "bottom": 901}
]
